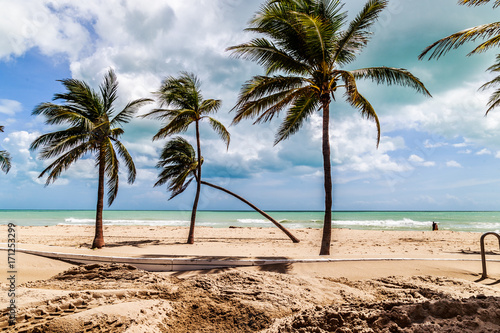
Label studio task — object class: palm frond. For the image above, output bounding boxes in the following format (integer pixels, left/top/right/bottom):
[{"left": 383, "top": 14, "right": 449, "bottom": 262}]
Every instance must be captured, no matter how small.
[
  {"left": 100, "top": 139, "right": 120, "bottom": 206},
  {"left": 100, "top": 69, "right": 119, "bottom": 116},
  {"left": 419, "top": 22, "right": 500, "bottom": 60},
  {"left": 333, "top": 0, "right": 387, "bottom": 65},
  {"left": 199, "top": 99, "right": 222, "bottom": 115},
  {"left": 339, "top": 70, "right": 381, "bottom": 146},
  {"left": 349, "top": 67, "right": 432, "bottom": 96},
  {"left": 39, "top": 142, "right": 90, "bottom": 185},
  {"left": 459, "top": 0, "right": 500, "bottom": 8},
  {"left": 275, "top": 93, "right": 319, "bottom": 144},
  {"left": 155, "top": 137, "right": 198, "bottom": 199},
  {"left": 227, "top": 39, "right": 310, "bottom": 75},
  {"left": 207, "top": 118, "right": 231, "bottom": 148},
  {"left": 152, "top": 111, "right": 196, "bottom": 140},
  {"left": 0, "top": 150, "right": 11, "bottom": 174},
  {"left": 113, "top": 139, "right": 136, "bottom": 184},
  {"left": 111, "top": 98, "right": 153, "bottom": 126},
  {"left": 232, "top": 75, "right": 307, "bottom": 124}
]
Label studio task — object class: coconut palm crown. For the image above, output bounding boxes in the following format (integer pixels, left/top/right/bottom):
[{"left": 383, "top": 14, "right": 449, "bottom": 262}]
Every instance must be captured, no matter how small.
[
  {"left": 228, "top": 0, "right": 431, "bottom": 255},
  {"left": 30, "top": 69, "right": 152, "bottom": 249},
  {"left": 0, "top": 126, "right": 11, "bottom": 174},
  {"left": 419, "top": 0, "right": 500, "bottom": 114},
  {"left": 142, "top": 72, "right": 230, "bottom": 244}
]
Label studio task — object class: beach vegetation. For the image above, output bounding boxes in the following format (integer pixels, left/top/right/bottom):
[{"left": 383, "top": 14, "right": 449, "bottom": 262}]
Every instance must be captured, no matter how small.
[
  {"left": 30, "top": 69, "right": 152, "bottom": 249},
  {"left": 0, "top": 126, "right": 11, "bottom": 174},
  {"left": 419, "top": 0, "right": 500, "bottom": 114},
  {"left": 142, "top": 72, "right": 230, "bottom": 244},
  {"left": 155, "top": 136, "right": 300, "bottom": 243},
  {"left": 227, "top": 0, "right": 431, "bottom": 255}
]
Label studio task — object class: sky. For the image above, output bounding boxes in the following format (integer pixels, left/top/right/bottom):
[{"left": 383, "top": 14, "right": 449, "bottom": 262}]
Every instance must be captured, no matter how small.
[{"left": 1, "top": 0, "right": 500, "bottom": 211}]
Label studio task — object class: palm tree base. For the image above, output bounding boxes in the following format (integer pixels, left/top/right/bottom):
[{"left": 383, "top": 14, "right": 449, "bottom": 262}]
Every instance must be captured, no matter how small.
[{"left": 91, "top": 238, "right": 105, "bottom": 249}]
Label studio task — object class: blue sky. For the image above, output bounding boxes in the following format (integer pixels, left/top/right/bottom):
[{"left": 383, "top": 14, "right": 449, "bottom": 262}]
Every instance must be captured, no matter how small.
[{"left": 1, "top": 0, "right": 500, "bottom": 211}]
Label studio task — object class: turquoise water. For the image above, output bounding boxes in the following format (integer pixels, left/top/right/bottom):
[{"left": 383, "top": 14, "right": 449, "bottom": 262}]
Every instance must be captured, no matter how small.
[{"left": 1, "top": 210, "right": 500, "bottom": 233}]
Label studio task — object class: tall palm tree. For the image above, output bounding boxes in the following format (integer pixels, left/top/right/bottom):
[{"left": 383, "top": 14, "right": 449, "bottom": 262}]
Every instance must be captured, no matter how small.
[
  {"left": 228, "top": 0, "right": 431, "bottom": 255},
  {"left": 30, "top": 69, "right": 152, "bottom": 249},
  {"left": 0, "top": 126, "right": 11, "bottom": 174},
  {"left": 143, "top": 72, "right": 230, "bottom": 244},
  {"left": 419, "top": 0, "right": 500, "bottom": 114},
  {"left": 156, "top": 136, "right": 300, "bottom": 243}
]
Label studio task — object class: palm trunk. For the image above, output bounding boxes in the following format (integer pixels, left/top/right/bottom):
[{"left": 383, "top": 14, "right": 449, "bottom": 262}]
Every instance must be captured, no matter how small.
[
  {"left": 187, "top": 120, "right": 202, "bottom": 244},
  {"left": 319, "top": 96, "right": 332, "bottom": 256},
  {"left": 92, "top": 147, "right": 106, "bottom": 249},
  {"left": 201, "top": 180, "right": 300, "bottom": 243}
]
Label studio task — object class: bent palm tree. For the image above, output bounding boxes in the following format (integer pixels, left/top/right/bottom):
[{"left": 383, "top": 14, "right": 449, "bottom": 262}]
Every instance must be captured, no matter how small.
[
  {"left": 0, "top": 126, "right": 11, "bottom": 174},
  {"left": 143, "top": 72, "right": 230, "bottom": 244},
  {"left": 419, "top": 0, "right": 500, "bottom": 114},
  {"left": 156, "top": 137, "right": 300, "bottom": 243},
  {"left": 30, "top": 69, "right": 152, "bottom": 249},
  {"left": 228, "top": 0, "right": 431, "bottom": 255}
]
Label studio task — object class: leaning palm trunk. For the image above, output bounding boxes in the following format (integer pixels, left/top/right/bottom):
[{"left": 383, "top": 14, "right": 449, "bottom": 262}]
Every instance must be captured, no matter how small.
[{"left": 200, "top": 180, "right": 300, "bottom": 243}]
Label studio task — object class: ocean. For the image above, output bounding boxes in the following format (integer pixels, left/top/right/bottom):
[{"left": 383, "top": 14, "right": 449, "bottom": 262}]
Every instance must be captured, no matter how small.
[{"left": 1, "top": 210, "right": 500, "bottom": 233}]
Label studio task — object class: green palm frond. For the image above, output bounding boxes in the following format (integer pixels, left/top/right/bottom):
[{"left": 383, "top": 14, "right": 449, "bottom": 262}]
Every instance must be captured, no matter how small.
[
  {"left": 0, "top": 150, "right": 11, "bottom": 174},
  {"left": 232, "top": 76, "right": 307, "bottom": 124},
  {"left": 419, "top": 22, "right": 500, "bottom": 59},
  {"left": 459, "top": 0, "right": 500, "bottom": 7},
  {"left": 39, "top": 142, "right": 91, "bottom": 185},
  {"left": 275, "top": 93, "right": 319, "bottom": 144},
  {"left": 338, "top": 70, "right": 381, "bottom": 146},
  {"left": 0, "top": 126, "right": 11, "bottom": 174},
  {"left": 207, "top": 117, "right": 230, "bottom": 148},
  {"left": 113, "top": 139, "right": 136, "bottom": 184},
  {"left": 227, "top": 38, "right": 310, "bottom": 75},
  {"left": 349, "top": 67, "right": 432, "bottom": 96},
  {"left": 199, "top": 99, "right": 222, "bottom": 115},
  {"left": 102, "top": 139, "right": 119, "bottom": 206},
  {"left": 333, "top": 0, "right": 387, "bottom": 65},
  {"left": 155, "top": 137, "right": 199, "bottom": 199},
  {"left": 111, "top": 98, "right": 153, "bottom": 126}
]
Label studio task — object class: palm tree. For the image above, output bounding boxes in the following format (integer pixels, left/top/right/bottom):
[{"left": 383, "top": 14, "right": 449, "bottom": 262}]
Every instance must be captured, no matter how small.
[
  {"left": 156, "top": 136, "right": 300, "bottom": 243},
  {"left": 0, "top": 126, "right": 11, "bottom": 174},
  {"left": 143, "top": 72, "right": 230, "bottom": 244},
  {"left": 30, "top": 69, "right": 152, "bottom": 249},
  {"left": 227, "top": 0, "right": 431, "bottom": 255},
  {"left": 419, "top": 0, "right": 500, "bottom": 114}
]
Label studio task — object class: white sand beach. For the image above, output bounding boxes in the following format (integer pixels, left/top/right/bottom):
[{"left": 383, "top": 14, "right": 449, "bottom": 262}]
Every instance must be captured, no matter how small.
[{"left": 1, "top": 225, "right": 500, "bottom": 332}]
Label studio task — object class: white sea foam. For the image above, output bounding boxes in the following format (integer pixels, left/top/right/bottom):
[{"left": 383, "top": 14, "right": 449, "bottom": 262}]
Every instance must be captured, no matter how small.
[
  {"left": 236, "top": 218, "right": 270, "bottom": 224},
  {"left": 333, "top": 218, "right": 432, "bottom": 228},
  {"left": 62, "top": 218, "right": 189, "bottom": 226}
]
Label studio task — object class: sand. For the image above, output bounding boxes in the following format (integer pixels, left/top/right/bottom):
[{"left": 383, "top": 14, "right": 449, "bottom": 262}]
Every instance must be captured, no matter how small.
[{"left": 1, "top": 225, "right": 500, "bottom": 332}]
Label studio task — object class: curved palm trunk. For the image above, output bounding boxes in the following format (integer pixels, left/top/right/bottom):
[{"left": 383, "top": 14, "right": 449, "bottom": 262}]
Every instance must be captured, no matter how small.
[
  {"left": 187, "top": 120, "right": 202, "bottom": 244},
  {"left": 200, "top": 180, "right": 300, "bottom": 243},
  {"left": 92, "top": 147, "right": 106, "bottom": 249},
  {"left": 320, "top": 96, "right": 332, "bottom": 256}
]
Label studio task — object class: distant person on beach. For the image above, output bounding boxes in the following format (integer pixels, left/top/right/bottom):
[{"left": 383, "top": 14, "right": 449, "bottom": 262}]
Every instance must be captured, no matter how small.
[{"left": 432, "top": 221, "right": 438, "bottom": 231}]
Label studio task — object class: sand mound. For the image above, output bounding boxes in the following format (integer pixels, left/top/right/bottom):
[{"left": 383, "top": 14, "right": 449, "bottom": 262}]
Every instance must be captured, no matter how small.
[
  {"left": 2, "top": 264, "right": 500, "bottom": 332},
  {"left": 269, "top": 296, "right": 500, "bottom": 332}
]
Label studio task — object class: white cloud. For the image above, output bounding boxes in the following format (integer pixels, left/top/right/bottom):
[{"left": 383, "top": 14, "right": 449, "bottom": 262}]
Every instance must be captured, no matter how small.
[
  {"left": 408, "top": 154, "right": 435, "bottom": 167},
  {"left": 0, "top": 99, "right": 22, "bottom": 115},
  {"left": 476, "top": 148, "right": 492, "bottom": 155},
  {"left": 446, "top": 160, "right": 462, "bottom": 168}
]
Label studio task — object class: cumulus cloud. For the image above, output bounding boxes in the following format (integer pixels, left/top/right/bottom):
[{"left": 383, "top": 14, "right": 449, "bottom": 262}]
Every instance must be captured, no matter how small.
[
  {"left": 408, "top": 154, "right": 435, "bottom": 167},
  {"left": 0, "top": 99, "right": 22, "bottom": 115},
  {"left": 476, "top": 148, "right": 491, "bottom": 155},
  {"left": 446, "top": 160, "right": 462, "bottom": 168}
]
